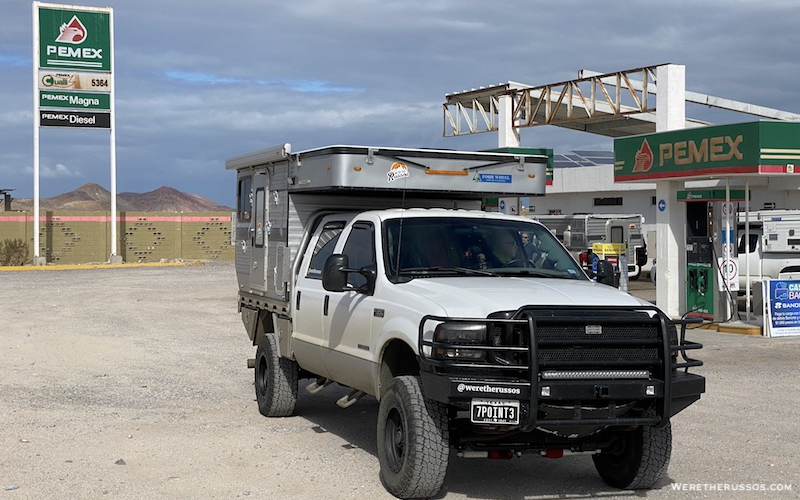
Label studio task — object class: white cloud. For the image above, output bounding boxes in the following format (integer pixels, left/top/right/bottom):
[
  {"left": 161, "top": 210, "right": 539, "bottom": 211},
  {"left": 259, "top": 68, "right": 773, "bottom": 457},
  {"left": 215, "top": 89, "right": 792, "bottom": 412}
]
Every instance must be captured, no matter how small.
[{"left": 23, "top": 164, "right": 84, "bottom": 179}]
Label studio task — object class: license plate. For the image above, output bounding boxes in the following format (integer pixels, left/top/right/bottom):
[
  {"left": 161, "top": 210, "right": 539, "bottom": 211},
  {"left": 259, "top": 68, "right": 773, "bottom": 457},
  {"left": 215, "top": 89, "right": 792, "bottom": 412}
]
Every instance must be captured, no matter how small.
[{"left": 470, "top": 399, "right": 520, "bottom": 425}]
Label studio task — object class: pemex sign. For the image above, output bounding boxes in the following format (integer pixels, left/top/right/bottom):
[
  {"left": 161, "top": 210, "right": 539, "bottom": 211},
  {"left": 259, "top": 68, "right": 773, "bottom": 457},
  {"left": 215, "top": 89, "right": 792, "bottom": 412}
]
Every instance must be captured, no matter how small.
[
  {"left": 614, "top": 121, "right": 800, "bottom": 182},
  {"left": 35, "top": 2, "right": 113, "bottom": 128},
  {"left": 37, "top": 4, "right": 111, "bottom": 71},
  {"left": 32, "top": 2, "right": 119, "bottom": 263}
]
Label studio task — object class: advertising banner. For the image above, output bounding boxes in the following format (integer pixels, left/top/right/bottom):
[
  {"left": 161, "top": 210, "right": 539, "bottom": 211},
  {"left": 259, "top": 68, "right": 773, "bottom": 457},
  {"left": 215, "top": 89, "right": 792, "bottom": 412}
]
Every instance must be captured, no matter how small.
[
  {"left": 763, "top": 279, "right": 800, "bottom": 337},
  {"left": 38, "top": 70, "right": 112, "bottom": 91}
]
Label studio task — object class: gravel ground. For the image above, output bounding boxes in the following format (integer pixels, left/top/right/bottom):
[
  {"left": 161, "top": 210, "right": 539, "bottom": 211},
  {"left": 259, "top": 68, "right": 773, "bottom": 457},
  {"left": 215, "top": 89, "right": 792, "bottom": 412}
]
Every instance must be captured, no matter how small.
[{"left": 1, "top": 262, "right": 798, "bottom": 499}]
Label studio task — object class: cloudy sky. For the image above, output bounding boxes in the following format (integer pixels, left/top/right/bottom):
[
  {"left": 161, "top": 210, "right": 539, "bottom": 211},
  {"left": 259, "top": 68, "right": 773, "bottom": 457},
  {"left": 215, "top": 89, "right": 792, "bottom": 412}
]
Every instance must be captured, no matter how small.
[{"left": 2, "top": 0, "right": 799, "bottom": 206}]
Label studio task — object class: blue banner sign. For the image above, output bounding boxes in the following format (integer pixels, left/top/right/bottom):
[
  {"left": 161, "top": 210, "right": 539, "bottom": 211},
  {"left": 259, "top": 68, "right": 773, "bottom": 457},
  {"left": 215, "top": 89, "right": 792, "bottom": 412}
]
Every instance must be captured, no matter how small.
[
  {"left": 474, "top": 173, "right": 512, "bottom": 184},
  {"left": 764, "top": 279, "right": 800, "bottom": 337}
]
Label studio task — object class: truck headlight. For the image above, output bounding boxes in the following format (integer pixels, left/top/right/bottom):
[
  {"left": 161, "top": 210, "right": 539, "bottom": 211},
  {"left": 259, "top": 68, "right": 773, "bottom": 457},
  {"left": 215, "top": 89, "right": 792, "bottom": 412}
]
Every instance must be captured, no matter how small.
[{"left": 433, "top": 323, "right": 487, "bottom": 361}]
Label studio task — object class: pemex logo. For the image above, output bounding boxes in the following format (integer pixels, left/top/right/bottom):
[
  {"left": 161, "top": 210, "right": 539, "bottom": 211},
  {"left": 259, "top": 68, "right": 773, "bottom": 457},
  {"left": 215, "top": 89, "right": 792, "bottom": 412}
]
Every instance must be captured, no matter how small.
[
  {"left": 55, "top": 15, "right": 88, "bottom": 44},
  {"left": 632, "top": 138, "right": 654, "bottom": 173}
]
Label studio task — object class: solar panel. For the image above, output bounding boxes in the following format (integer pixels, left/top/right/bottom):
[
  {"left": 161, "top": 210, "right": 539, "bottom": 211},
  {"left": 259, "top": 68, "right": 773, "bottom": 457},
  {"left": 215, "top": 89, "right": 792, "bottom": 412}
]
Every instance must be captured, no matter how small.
[{"left": 552, "top": 150, "right": 613, "bottom": 168}]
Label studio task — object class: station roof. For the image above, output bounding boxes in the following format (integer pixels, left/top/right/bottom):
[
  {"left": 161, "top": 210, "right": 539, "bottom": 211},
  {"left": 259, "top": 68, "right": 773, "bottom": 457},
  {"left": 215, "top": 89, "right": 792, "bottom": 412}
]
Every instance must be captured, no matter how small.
[{"left": 443, "top": 65, "right": 800, "bottom": 139}]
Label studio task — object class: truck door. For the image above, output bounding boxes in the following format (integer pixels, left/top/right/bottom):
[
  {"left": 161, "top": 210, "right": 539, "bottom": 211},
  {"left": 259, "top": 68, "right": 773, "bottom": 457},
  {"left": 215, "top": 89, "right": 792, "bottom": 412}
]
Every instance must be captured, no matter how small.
[
  {"left": 293, "top": 214, "right": 351, "bottom": 379},
  {"left": 249, "top": 171, "right": 268, "bottom": 291},
  {"left": 737, "top": 228, "right": 763, "bottom": 286},
  {"left": 322, "top": 220, "right": 379, "bottom": 393}
]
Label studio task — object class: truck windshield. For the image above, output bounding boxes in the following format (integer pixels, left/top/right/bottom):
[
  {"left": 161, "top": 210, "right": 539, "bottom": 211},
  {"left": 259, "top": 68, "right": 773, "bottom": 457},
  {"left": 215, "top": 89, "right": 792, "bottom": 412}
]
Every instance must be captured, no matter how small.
[{"left": 383, "top": 217, "right": 585, "bottom": 281}]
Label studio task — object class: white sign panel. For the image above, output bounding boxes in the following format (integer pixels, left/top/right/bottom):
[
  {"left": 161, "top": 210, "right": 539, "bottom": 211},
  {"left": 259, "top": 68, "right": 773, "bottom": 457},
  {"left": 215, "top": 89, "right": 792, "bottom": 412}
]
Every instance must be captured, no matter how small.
[{"left": 717, "top": 257, "right": 739, "bottom": 292}]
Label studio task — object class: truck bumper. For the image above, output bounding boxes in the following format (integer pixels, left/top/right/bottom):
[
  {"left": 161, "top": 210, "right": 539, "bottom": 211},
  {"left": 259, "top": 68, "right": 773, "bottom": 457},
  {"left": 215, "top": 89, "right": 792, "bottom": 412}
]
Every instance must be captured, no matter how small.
[{"left": 421, "top": 371, "right": 704, "bottom": 418}]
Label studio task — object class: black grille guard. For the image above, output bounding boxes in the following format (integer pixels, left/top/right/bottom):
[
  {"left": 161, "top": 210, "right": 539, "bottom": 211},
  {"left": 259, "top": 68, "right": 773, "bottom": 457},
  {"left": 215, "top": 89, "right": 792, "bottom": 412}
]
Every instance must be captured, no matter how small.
[{"left": 418, "top": 305, "right": 703, "bottom": 428}]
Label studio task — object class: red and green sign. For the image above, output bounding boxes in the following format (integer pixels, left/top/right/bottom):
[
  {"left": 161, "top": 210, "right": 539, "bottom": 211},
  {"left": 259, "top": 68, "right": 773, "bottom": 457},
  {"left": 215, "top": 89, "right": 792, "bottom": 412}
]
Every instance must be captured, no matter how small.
[
  {"left": 38, "top": 5, "right": 111, "bottom": 72},
  {"left": 614, "top": 121, "right": 800, "bottom": 182}
]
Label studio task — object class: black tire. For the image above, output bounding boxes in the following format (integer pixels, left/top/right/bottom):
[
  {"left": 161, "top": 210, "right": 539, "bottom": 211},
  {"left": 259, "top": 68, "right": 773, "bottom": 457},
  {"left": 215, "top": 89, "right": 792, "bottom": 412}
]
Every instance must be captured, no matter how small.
[
  {"left": 592, "top": 421, "right": 672, "bottom": 489},
  {"left": 377, "top": 376, "right": 449, "bottom": 499},
  {"left": 254, "top": 333, "right": 298, "bottom": 417}
]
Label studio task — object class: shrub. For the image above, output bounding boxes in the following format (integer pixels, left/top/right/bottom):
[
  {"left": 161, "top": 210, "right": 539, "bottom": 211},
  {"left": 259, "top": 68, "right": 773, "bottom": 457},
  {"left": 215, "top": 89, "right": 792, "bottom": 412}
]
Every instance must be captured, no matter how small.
[{"left": 0, "top": 239, "right": 29, "bottom": 266}]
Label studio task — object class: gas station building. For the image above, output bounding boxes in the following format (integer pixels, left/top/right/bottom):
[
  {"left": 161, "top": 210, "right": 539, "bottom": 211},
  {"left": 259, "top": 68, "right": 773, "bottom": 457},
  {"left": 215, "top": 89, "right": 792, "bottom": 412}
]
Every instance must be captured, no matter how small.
[{"left": 443, "top": 64, "right": 800, "bottom": 334}]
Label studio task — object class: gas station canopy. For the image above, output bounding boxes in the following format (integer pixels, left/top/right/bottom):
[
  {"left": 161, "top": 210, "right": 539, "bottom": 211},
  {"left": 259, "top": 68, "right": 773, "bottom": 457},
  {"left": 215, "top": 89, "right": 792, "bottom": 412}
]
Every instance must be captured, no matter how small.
[{"left": 443, "top": 65, "right": 800, "bottom": 139}]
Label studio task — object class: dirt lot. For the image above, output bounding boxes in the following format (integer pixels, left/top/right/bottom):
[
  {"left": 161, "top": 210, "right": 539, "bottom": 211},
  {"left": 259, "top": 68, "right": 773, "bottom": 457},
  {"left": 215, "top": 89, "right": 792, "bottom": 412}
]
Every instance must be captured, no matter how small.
[{"left": 1, "top": 263, "right": 798, "bottom": 499}]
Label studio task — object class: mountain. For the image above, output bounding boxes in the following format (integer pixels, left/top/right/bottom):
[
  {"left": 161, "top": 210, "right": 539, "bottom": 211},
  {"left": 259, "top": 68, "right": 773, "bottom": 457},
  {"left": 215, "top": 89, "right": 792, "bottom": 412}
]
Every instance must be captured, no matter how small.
[{"left": 8, "top": 183, "right": 233, "bottom": 212}]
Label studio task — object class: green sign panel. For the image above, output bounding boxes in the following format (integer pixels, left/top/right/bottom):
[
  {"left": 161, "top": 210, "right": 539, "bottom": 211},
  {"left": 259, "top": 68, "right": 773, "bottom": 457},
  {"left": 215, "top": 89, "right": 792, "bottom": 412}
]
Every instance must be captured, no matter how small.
[
  {"left": 38, "top": 6, "right": 111, "bottom": 72},
  {"left": 676, "top": 189, "right": 749, "bottom": 202},
  {"left": 614, "top": 121, "right": 800, "bottom": 182},
  {"left": 39, "top": 90, "right": 110, "bottom": 110}
]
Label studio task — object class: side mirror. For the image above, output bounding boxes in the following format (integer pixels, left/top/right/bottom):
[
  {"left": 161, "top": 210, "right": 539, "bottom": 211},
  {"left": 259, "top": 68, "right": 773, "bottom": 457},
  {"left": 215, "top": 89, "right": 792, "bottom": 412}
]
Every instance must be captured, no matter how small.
[
  {"left": 596, "top": 260, "right": 619, "bottom": 288},
  {"left": 322, "top": 254, "right": 349, "bottom": 292}
]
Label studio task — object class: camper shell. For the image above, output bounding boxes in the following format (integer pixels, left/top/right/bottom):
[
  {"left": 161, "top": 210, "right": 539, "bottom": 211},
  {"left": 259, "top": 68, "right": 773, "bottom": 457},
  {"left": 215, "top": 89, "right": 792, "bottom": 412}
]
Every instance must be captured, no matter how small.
[
  {"left": 529, "top": 213, "right": 648, "bottom": 279},
  {"left": 737, "top": 210, "right": 800, "bottom": 289},
  {"left": 227, "top": 144, "right": 548, "bottom": 307}
]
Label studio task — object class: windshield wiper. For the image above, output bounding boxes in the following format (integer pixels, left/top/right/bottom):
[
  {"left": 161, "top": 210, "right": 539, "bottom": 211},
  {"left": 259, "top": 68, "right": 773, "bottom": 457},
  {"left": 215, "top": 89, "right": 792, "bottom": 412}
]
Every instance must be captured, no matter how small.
[
  {"left": 494, "top": 268, "right": 581, "bottom": 279},
  {"left": 399, "top": 266, "right": 499, "bottom": 277}
]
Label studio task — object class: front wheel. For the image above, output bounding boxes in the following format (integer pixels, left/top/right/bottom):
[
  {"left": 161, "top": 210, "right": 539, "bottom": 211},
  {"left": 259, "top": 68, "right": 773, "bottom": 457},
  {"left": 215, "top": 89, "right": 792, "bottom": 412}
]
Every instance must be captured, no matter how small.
[
  {"left": 377, "top": 376, "right": 449, "bottom": 499},
  {"left": 254, "top": 333, "right": 298, "bottom": 417},
  {"left": 592, "top": 421, "right": 672, "bottom": 489}
]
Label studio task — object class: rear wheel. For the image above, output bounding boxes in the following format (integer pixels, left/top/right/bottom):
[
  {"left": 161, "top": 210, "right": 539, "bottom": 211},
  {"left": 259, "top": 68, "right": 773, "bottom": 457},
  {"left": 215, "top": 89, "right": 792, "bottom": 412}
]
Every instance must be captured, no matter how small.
[
  {"left": 377, "top": 376, "right": 449, "bottom": 499},
  {"left": 592, "top": 421, "right": 672, "bottom": 489},
  {"left": 254, "top": 333, "right": 298, "bottom": 417}
]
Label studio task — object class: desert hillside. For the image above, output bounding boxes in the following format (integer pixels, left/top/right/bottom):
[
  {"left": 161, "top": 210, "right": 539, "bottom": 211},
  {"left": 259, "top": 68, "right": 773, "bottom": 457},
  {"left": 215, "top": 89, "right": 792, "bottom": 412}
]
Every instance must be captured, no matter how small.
[{"left": 8, "top": 183, "right": 232, "bottom": 212}]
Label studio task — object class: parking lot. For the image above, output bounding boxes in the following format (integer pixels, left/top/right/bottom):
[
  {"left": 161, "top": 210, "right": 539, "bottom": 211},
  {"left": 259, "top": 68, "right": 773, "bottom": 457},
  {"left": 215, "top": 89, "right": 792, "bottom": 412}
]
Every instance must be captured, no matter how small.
[{"left": 1, "top": 263, "right": 798, "bottom": 499}]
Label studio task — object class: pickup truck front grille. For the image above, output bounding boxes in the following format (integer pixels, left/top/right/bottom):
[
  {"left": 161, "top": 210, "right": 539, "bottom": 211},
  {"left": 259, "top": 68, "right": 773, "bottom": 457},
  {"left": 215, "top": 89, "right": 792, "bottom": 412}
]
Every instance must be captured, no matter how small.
[
  {"left": 420, "top": 306, "right": 668, "bottom": 378},
  {"left": 418, "top": 305, "right": 704, "bottom": 428},
  {"left": 536, "top": 323, "right": 661, "bottom": 340}
]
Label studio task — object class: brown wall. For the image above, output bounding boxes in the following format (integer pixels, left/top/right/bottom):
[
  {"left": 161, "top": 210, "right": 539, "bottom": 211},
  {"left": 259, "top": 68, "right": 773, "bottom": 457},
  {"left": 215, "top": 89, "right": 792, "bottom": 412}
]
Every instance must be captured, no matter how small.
[{"left": 0, "top": 212, "right": 233, "bottom": 264}]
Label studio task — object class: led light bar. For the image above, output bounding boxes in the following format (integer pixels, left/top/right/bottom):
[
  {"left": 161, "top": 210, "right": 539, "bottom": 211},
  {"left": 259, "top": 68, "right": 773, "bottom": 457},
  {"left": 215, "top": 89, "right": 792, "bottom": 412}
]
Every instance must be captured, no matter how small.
[{"left": 541, "top": 370, "right": 650, "bottom": 380}]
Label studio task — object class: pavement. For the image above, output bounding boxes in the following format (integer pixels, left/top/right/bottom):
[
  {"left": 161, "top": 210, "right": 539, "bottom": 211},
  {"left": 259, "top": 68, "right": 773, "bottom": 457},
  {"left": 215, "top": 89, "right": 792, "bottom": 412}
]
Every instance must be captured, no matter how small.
[{"left": 1, "top": 262, "right": 798, "bottom": 499}]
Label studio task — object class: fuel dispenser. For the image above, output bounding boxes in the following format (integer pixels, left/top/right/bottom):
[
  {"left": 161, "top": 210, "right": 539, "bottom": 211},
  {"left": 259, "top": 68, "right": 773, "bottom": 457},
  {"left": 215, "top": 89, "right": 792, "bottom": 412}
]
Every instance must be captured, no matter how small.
[
  {"left": 681, "top": 190, "right": 747, "bottom": 321},
  {"left": 685, "top": 202, "right": 716, "bottom": 319}
]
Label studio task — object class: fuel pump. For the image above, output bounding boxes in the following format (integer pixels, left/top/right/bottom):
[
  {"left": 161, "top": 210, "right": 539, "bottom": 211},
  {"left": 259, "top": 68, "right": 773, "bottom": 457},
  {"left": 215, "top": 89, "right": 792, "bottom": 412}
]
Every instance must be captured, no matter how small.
[
  {"left": 684, "top": 199, "right": 737, "bottom": 321},
  {"left": 685, "top": 202, "right": 715, "bottom": 319}
]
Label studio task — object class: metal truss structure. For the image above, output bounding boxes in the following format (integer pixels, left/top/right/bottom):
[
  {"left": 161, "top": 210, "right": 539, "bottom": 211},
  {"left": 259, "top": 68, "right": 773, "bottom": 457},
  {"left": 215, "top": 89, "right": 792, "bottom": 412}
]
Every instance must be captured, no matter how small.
[{"left": 443, "top": 64, "right": 800, "bottom": 139}]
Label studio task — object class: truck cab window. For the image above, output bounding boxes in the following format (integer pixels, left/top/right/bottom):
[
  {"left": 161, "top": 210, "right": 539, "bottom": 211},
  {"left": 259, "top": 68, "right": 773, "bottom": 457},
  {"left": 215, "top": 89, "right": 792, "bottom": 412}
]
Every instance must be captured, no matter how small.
[
  {"left": 306, "top": 221, "right": 346, "bottom": 279},
  {"left": 237, "top": 176, "right": 252, "bottom": 222},
  {"left": 342, "top": 223, "right": 375, "bottom": 289},
  {"left": 738, "top": 233, "right": 759, "bottom": 254}
]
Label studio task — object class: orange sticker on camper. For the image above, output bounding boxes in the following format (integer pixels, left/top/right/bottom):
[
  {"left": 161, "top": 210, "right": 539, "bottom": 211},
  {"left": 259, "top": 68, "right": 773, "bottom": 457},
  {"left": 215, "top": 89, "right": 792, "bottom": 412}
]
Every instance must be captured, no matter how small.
[{"left": 387, "top": 162, "right": 410, "bottom": 182}]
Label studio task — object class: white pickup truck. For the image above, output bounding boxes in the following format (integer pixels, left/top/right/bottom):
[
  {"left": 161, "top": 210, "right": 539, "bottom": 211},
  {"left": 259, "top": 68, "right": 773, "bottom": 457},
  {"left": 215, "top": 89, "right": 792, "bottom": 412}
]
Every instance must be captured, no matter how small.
[
  {"left": 227, "top": 144, "right": 704, "bottom": 499},
  {"left": 737, "top": 210, "right": 800, "bottom": 291}
]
